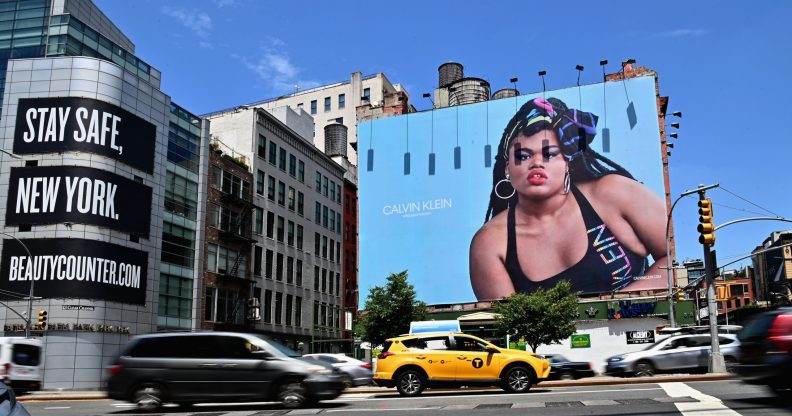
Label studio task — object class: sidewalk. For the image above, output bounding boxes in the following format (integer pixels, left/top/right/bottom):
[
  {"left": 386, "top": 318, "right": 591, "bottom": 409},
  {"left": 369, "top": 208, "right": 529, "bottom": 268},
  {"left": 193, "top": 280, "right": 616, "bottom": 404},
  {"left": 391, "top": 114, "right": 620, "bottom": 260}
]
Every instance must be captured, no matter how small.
[{"left": 18, "top": 373, "right": 734, "bottom": 402}]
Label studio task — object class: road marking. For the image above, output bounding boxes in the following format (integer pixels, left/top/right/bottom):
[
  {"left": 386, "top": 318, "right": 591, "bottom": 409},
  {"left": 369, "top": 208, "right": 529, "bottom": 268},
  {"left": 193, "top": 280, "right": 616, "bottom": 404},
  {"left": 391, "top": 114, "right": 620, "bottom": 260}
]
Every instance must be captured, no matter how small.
[
  {"left": 326, "top": 407, "right": 442, "bottom": 412},
  {"left": 582, "top": 400, "right": 620, "bottom": 406},
  {"left": 660, "top": 382, "right": 741, "bottom": 416},
  {"left": 43, "top": 407, "right": 71, "bottom": 410},
  {"left": 336, "top": 387, "right": 663, "bottom": 403}
]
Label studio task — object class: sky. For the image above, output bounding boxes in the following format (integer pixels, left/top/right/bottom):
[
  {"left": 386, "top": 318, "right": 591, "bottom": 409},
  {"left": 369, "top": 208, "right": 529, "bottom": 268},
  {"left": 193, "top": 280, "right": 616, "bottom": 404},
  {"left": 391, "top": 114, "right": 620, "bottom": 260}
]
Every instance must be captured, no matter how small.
[{"left": 94, "top": 0, "right": 792, "bottom": 273}]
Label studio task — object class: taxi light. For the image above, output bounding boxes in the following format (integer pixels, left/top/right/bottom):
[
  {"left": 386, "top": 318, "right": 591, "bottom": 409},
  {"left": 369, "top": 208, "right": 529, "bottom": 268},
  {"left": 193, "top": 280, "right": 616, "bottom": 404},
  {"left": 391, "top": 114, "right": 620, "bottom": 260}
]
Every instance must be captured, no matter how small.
[
  {"left": 377, "top": 352, "right": 395, "bottom": 360},
  {"left": 360, "top": 363, "right": 373, "bottom": 369},
  {"left": 107, "top": 364, "right": 124, "bottom": 376}
]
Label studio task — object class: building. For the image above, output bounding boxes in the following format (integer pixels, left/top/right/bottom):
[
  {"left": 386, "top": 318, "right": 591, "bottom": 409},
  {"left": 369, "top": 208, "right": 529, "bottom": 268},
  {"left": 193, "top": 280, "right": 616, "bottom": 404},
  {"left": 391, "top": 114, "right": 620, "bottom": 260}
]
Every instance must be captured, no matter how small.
[
  {"left": 205, "top": 105, "right": 348, "bottom": 352},
  {"left": 201, "top": 144, "right": 254, "bottom": 331},
  {"left": 751, "top": 230, "right": 792, "bottom": 303},
  {"left": 221, "top": 72, "right": 413, "bottom": 167},
  {"left": 0, "top": 0, "right": 209, "bottom": 390}
]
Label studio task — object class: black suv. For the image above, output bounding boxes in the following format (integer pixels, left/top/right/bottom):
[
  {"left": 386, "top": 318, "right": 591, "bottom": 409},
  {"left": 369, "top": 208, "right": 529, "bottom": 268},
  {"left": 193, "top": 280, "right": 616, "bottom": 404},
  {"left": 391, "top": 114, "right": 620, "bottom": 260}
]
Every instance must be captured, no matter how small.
[
  {"left": 105, "top": 332, "right": 344, "bottom": 409},
  {"left": 733, "top": 307, "right": 792, "bottom": 396}
]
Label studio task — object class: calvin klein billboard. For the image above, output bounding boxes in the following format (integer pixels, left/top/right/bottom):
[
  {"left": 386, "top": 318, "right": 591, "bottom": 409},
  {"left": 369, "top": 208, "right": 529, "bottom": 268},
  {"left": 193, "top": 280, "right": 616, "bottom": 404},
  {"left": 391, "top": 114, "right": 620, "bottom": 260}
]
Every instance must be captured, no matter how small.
[
  {"left": 13, "top": 97, "right": 156, "bottom": 173},
  {"left": 0, "top": 238, "right": 148, "bottom": 305},
  {"left": 6, "top": 166, "right": 152, "bottom": 236}
]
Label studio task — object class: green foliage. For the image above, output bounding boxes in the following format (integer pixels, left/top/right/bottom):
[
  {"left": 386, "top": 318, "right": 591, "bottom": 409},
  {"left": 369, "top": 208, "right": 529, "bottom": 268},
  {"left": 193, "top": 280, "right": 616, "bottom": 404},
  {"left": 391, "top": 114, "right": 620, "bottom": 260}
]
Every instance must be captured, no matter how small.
[
  {"left": 493, "top": 280, "right": 579, "bottom": 353},
  {"left": 355, "top": 271, "right": 427, "bottom": 348}
]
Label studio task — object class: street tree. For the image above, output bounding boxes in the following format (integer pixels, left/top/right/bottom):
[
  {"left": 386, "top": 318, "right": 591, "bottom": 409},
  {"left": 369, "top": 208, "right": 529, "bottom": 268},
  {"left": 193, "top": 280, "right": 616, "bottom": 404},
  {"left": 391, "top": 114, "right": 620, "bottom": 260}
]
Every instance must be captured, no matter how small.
[
  {"left": 356, "top": 270, "right": 427, "bottom": 349},
  {"left": 493, "top": 280, "right": 579, "bottom": 353}
]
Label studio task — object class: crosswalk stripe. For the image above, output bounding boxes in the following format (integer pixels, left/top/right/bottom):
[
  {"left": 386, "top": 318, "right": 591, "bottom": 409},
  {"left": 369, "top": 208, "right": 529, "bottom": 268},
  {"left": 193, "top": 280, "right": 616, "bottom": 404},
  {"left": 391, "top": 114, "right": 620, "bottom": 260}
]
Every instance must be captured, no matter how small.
[{"left": 660, "top": 382, "right": 741, "bottom": 416}]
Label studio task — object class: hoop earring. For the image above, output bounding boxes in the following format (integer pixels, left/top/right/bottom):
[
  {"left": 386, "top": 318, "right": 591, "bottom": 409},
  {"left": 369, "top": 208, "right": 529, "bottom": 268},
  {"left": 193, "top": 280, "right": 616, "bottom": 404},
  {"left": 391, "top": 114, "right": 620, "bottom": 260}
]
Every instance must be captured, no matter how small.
[
  {"left": 495, "top": 176, "right": 516, "bottom": 200},
  {"left": 563, "top": 169, "right": 571, "bottom": 195}
]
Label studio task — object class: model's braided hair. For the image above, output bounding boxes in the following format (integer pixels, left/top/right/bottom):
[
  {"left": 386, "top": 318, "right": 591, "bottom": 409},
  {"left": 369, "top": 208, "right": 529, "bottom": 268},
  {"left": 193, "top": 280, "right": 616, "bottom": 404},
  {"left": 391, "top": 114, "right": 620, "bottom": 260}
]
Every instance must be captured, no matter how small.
[{"left": 484, "top": 97, "right": 634, "bottom": 223}]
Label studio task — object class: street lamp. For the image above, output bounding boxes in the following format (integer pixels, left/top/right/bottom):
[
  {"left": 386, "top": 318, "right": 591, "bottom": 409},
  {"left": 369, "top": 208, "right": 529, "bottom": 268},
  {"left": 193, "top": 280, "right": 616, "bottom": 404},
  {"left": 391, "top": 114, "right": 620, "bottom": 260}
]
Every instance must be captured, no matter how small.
[{"left": 0, "top": 232, "right": 35, "bottom": 338}]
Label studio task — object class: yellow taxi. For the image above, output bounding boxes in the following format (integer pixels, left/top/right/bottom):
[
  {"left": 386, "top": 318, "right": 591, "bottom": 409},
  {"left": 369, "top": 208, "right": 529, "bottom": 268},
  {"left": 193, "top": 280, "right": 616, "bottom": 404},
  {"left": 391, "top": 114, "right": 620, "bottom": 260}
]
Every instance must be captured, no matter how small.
[{"left": 373, "top": 332, "right": 550, "bottom": 396}]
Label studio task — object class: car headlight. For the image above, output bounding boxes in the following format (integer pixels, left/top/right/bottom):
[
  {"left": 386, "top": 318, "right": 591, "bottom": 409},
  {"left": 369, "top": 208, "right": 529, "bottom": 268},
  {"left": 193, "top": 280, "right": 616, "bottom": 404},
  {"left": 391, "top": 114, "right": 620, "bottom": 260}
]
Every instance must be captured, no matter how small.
[
  {"left": 307, "top": 365, "right": 333, "bottom": 375},
  {"left": 607, "top": 356, "right": 624, "bottom": 362}
]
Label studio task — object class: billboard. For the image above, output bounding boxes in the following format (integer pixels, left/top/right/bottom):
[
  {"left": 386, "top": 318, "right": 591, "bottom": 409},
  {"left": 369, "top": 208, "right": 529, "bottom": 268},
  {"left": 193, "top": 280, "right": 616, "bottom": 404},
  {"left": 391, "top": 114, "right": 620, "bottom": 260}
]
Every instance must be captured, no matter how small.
[
  {"left": 6, "top": 166, "right": 153, "bottom": 236},
  {"left": 14, "top": 97, "right": 157, "bottom": 173},
  {"left": 359, "top": 75, "right": 668, "bottom": 305},
  {"left": 0, "top": 238, "right": 149, "bottom": 305}
]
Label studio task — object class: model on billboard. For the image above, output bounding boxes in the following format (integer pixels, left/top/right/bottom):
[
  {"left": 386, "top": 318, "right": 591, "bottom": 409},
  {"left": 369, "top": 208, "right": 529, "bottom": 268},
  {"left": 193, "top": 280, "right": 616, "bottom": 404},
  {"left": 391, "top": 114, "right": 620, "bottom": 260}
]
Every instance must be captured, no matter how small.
[{"left": 469, "top": 97, "right": 667, "bottom": 300}]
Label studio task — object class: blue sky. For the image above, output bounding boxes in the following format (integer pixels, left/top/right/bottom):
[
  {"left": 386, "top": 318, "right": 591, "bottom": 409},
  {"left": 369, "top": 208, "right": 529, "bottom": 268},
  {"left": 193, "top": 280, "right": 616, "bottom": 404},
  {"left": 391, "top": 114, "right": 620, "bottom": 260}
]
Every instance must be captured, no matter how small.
[{"left": 95, "top": 0, "right": 792, "bottom": 273}]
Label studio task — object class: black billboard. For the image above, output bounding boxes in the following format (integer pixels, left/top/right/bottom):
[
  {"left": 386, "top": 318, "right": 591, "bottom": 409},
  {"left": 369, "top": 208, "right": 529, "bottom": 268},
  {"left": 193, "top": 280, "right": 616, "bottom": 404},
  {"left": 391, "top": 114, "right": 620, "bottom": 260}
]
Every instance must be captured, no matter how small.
[
  {"left": 5, "top": 166, "right": 152, "bottom": 236},
  {"left": 13, "top": 97, "right": 156, "bottom": 173},
  {"left": 626, "top": 330, "right": 655, "bottom": 345},
  {"left": 0, "top": 238, "right": 148, "bottom": 305}
]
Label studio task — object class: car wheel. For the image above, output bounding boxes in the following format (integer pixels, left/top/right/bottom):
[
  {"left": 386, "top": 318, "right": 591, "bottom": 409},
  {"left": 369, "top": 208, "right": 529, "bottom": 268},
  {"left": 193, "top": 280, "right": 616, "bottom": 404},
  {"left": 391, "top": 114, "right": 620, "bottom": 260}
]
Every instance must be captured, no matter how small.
[
  {"left": 559, "top": 371, "right": 575, "bottom": 381},
  {"left": 502, "top": 366, "right": 533, "bottom": 393},
  {"left": 396, "top": 370, "right": 425, "bottom": 397},
  {"left": 340, "top": 373, "right": 353, "bottom": 388},
  {"left": 278, "top": 380, "right": 308, "bottom": 408},
  {"left": 634, "top": 360, "right": 655, "bottom": 377},
  {"left": 724, "top": 356, "right": 737, "bottom": 374},
  {"left": 132, "top": 382, "right": 164, "bottom": 411}
]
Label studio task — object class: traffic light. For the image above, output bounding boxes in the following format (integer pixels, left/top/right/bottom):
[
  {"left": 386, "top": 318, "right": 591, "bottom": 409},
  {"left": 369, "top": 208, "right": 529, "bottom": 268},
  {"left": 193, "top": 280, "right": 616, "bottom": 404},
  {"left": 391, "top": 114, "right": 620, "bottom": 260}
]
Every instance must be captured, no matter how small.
[
  {"left": 676, "top": 291, "right": 685, "bottom": 302},
  {"left": 697, "top": 198, "right": 715, "bottom": 246},
  {"left": 36, "top": 309, "right": 47, "bottom": 329}
]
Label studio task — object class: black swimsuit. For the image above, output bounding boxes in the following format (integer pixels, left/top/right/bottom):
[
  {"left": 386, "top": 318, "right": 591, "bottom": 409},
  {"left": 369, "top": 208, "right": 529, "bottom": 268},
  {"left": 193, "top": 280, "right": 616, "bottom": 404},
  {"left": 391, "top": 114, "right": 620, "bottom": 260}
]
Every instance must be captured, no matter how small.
[{"left": 505, "top": 186, "right": 647, "bottom": 294}]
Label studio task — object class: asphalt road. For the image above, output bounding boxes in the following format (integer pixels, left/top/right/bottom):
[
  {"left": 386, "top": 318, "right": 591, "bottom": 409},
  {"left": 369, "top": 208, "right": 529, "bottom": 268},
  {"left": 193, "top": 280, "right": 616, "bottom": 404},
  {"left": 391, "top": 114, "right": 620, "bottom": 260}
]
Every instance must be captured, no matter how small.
[{"left": 19, "top": 379, "right": 792, "bottom": 416}]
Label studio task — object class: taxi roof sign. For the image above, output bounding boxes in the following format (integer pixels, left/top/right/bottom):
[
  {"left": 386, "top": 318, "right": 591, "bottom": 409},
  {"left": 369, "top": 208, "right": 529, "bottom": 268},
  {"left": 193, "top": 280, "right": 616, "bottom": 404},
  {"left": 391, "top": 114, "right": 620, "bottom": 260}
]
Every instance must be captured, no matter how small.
[{"left": 409, "top": 320, "right": 461, "bottom": 334}]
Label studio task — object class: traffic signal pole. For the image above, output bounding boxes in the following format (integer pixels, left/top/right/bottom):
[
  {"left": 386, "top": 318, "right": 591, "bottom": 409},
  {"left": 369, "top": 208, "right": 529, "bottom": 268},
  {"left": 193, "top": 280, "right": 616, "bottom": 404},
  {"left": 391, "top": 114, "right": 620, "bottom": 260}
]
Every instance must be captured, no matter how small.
[{"left": 698, "top": 191, "right": 727, "bottom": 373}]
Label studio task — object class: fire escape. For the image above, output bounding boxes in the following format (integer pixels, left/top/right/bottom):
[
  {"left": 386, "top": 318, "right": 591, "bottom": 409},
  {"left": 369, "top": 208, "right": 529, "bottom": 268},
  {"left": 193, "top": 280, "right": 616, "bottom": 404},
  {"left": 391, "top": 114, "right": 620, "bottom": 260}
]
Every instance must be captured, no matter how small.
[{"left": 218, "top": 181, "right": 255, "bottom": 325}]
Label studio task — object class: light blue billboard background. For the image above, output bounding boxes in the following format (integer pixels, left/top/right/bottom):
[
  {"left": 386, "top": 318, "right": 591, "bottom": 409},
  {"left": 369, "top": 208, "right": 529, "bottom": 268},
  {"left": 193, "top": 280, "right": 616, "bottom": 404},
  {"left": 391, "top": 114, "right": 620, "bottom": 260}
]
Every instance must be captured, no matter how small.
[{"left": 359, "top": 75, "right": 664, "bottom": 306}]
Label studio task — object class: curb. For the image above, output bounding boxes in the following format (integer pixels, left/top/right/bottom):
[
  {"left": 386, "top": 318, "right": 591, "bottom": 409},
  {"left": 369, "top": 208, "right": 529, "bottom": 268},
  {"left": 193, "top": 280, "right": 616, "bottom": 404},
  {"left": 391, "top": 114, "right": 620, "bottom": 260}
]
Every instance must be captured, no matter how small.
[{"left": 18, "top": 374, "right": 735, "bottom": 402}]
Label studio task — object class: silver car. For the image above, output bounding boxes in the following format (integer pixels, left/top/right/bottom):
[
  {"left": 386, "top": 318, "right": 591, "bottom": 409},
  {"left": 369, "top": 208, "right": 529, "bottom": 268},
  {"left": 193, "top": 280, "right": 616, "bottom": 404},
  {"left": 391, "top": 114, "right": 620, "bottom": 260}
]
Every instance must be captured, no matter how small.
[
  {"left": 302, "top": 354, "right": 373, "bottom": 387},
  {"left": 0, "top": 383, "right": 31, "bottom": 416},
  {"left": 605, "top": 333, "right": 740, "bottom": 376}
]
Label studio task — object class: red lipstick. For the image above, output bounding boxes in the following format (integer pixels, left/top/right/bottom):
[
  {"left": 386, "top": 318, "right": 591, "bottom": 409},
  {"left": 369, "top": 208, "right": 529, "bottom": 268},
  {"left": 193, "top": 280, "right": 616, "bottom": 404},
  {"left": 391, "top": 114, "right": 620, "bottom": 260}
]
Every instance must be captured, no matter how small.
[{"left": 527, "top": 169, "right": 547, "bottom": 185}]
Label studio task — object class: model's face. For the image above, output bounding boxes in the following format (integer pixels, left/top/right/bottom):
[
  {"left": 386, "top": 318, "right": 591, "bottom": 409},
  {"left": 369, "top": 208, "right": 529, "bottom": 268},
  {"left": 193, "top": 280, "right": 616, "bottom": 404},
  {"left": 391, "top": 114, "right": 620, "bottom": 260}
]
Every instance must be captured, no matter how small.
[{"left": 507, "top": 129, "right": 567, "bottom": 198}]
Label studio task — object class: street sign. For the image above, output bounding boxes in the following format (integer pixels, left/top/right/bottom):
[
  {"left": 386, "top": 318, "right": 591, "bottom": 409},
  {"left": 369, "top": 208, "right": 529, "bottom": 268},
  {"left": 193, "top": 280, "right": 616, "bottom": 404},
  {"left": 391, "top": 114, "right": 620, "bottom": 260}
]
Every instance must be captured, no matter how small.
[{"left": 570, "top": 334, "right": 591, "bottom": 348}]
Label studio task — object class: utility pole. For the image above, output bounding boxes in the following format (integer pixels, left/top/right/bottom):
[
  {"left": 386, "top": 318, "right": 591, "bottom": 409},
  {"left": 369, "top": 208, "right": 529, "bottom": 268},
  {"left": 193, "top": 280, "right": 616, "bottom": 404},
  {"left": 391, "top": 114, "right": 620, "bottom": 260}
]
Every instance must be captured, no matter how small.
[{"left": 697, "top": 190, "right": 726, "bottom": 373}]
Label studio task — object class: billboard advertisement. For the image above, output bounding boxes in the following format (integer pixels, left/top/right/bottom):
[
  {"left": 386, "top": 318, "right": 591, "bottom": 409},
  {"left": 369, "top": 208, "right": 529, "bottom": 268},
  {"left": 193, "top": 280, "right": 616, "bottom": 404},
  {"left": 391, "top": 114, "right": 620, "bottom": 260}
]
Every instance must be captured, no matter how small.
[
  {"left": 5, "top": 166, "right": 153, "bottom": 236},
  {"left": 359, "top": 75, "right": 668, "bottom": 305},
  {"left": 0, "top": 238, "right": 149, "bottom": 305},
  {"left": 14, "top": 97, "right": 157, "bottom": 173}
]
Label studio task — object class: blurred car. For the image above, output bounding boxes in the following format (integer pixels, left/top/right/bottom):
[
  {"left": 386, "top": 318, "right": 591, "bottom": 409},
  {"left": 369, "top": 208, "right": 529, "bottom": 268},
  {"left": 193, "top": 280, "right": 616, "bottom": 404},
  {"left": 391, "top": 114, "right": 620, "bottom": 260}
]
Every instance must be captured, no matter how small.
[
  {"left": 302, "top": 353, "right": 373, "bottom": 387},
  {"left": 373, "top": 332, "right": 550, "bottom": 396},
  {"left": 733, "top": 307, "right": 792, "bottom": 396},
  {"left": 106, "top": 332, "right": 344, "bottom": 409},
  {"left": 0, "top": 382, "right": 31, "bottom": 416},
  {"left": 542, "top": 354, "right": 596, "bottom": 380},
  {"left": 0, "top": 337, "right": 43, "bottom": 394},
  {"left": 605, "top": 333, "right": 740, "bottom": 377}
]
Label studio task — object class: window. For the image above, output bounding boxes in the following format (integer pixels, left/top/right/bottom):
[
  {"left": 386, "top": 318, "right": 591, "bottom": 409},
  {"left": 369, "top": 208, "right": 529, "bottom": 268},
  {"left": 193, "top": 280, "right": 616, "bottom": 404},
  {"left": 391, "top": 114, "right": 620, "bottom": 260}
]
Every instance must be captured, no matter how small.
[
  {"left": 288, "top": 187, "right": 295, "bottom": 211},
  {"left": 254, "top": 246, "right": 262, "bottom": 276},
  {"left": 314, "top": 232, "right": 320, "bottom": 256},
  {"left": 298, "top": 161, "right": 305, "bottom": 182},
  {"left": 322, "top": 206, "right": 328, "bottom": 228},
  {"left": 268, "top": 141, "right": 277, "bottom": 165},
  {"left": 297, "top": 192, "right": 304, "bottom": 215},
  {"left": 286, "top": 256, "right": 294, "bottom": 284},
  {"left": 278, "top": 148, "right": 287, "bottom": 171},
  {"left": 310, "top": 100, "right": 317, "bottom": 115},
  {"left": 264, "top": 290, "right": 272, "bottom": 323},
  {"left": 329, "top": 238, "right": 334, "bottom": 262},
  {"left": 322, "top": 236, "right": 328, "bottom": 258},
  {"left": 267, "top": 176, "right": 276, "bottom": 201},
  {"left": 266, "top": 211, "right": 274, "bottom": 239},
  {"left": 338, "top": 94, "right": 345, "bottom": 109},
  {"left": 314, "top": 266, "right": 320, "bottom": 290},
  {"left": 322, "top": 177, "right": 329, "bottom": 196},
  {"left": 336, "top": 242, "right": 341, "bottom": 263},
  {"left": 276, "top": 216, "right": 285, "bottom": 242},
  {"left": 277, "top": 181, "right": 286, "bottom": 206},
  {"left": 265, "top": 249, "right": 273, "bottom": 278},
  {"left": 258, "top": 134, "right": 266, "bottom": 157},
  {"left": 289, "top": 155, "right": 296, "bottom": 177},
  {"left": 336, "top": 213, "right": 342, "bottom": 234},
  {"left": 295, "top": 296, "right": 302, "bottom": 326},
  {"left": 337, "top": 184, "right": 342, "bottom": 204},
  {"left": 296, "top": 225, "right": 304, "bottom": 250},
  {"left": 321, "top": 268, "right": 327, "bottom": 292},
  {"left": 276, "top": 253, "right": 284, "bottom": 281},
  {"left": 324, "top": 96, "right": 331, "bottom": 112},
  {"left": 315, "top": 172, "right": 322, "bottom": 193},
  {"left": 256, "top": 170, "right": 265, "bottom": 195},
  {"left": 315, "top": 202, "right": 322, "bottom": 224},
  {"left": 287, "top": 220, "right": 295, "bottom": 246},
  {"left": 330, "top": 209, "right": 335, "bottom": 231},
  {"left": 296, "top": 260, "right": 303, "bottom": 286},
  {"left": 329, "top": 268, "right": 334, "bottom": 294},
  {"left": 336, "top": 273, "right": 341, "bottom": 296},
  {"left": 286, "top": 294, "right": 293, "bottom": 326},
  {"left": 275, "top": 292, "right": 283, "bottom": 324},
  {"left": 206, "top": 243, "right": 246, "bottom": 278},
  {"left": 254, "top": 207, "right": 263, "bottom": 234},
  {"left": 363, "top": 87, "right": 370, "bottom": 99},
  {"left": 330, "top": 180, "right": 336, "bottom": 201}
]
